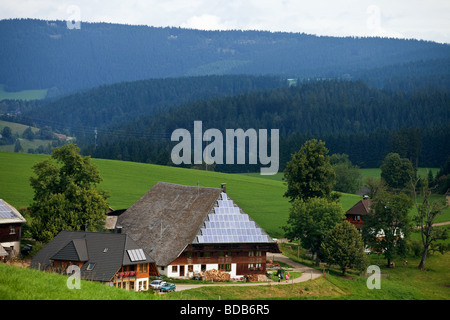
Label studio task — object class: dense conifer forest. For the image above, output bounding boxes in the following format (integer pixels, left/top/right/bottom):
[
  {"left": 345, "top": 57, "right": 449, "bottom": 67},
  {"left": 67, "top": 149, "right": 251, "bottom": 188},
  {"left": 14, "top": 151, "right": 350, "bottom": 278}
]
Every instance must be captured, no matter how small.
[
  {"left": 1, "top": 19, "right": 449, "bottom": 94},
  {"left": 1, "top": 19, "right": 448, "bottom": 174}
]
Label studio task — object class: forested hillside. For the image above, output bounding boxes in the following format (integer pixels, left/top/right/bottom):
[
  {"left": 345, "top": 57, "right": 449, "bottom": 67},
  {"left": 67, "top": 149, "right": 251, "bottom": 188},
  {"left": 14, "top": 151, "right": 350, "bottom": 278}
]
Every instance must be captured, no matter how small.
[
  {"left": 76, "top": 80, "right": 449, "bottom": 170},
  {"left": 1, "top": 19, "right": 449, "bottom": 94},
  {"left": 20, "top": 75, "right": 286, "bottom": 131}
]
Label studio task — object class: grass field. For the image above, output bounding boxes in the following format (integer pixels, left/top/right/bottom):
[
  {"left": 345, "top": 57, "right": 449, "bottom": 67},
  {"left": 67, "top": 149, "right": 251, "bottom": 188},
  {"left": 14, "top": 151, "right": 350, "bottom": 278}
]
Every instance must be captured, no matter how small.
[
  {"left": 0, "top": 84, "right": 47, "bottom": 101},
  {"left": 1, "top": 244, "right": 448, "bottom": 300},
  {"left": 0, "top": 151, "right": 447, "bottom": 238},
  {"left": 0, "top": 151, "right": 449, "bottom": 301}
]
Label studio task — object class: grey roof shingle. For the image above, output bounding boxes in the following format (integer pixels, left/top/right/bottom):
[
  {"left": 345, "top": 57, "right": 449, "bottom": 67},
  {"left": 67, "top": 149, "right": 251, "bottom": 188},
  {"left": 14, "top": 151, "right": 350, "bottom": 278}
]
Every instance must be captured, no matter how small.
[
  {"left": 117, "top": 182, "right": 222, "bottom": 267},
  {"left": 117, "top": 182, "right": 280, "bottom": 267},
  {"left": 31, "top": 231, "right": 155, "bottom": 282}
]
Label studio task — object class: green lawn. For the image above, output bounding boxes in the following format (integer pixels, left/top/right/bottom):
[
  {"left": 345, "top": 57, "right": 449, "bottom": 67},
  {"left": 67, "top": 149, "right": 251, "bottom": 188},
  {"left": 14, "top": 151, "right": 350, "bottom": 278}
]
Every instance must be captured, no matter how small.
[
  {"left": 1, "top": 151, "right": 449, "bottom": 301},
  {"left": 2, "top": 247, "right": 448, "bottom": 300},
  {"left": 0, "top": 84, "right": 47, "bottom": 101},
  {"left": 0, "top": 151, "right": 447, "bottom": 238},
  {"left": 0, "top": 263, "right": 161, "bottom": 300}
]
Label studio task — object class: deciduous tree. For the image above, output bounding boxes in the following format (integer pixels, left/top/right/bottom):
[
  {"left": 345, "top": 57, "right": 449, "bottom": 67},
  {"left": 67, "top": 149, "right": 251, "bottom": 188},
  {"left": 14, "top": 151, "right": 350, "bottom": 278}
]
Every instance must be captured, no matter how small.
[
  {"left": 29, "top": 144, "right": 109, "bottom": 242},
  {"left": 283, "top": 139, "right": 336, "bottom": 202},
  {"left": 362, "top": 191, "right": 413, "bottom": 266},
  {"left": 411, "top": 178, "right": 448, "bottom": 270},
  {"left": 283, "top": 197, "right": 344, "bottom": 265},
  {"left": 320, "top": 221, "right": 368, "bottom": 275},
  {"left": 380, "top": 152, "right": 415, "bottom": 190}
]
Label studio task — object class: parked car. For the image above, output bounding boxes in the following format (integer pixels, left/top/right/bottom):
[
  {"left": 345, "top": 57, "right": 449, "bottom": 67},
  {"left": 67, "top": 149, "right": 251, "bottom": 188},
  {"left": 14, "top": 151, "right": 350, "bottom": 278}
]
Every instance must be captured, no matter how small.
[
  {"left": 160, "top": 282, "right": 176, "bottom": 292},
  {"left": 150, "top": 279, "right": 165, "bottom": 290},
  {"left": 21, "top": 244, "right": 33, "bottom": 255}
]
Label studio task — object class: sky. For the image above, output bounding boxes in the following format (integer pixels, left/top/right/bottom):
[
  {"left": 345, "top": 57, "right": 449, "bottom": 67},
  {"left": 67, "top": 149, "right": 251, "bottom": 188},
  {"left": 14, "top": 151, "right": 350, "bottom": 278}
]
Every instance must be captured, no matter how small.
[{"left": 0, "top": 0, "right": 449, "bottom": 43}]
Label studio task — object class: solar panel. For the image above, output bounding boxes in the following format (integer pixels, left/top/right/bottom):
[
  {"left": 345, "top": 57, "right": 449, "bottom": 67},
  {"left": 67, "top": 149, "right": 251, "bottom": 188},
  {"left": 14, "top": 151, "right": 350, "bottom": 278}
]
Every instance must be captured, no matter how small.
[
  {"left": 127, "top": 249, "right": 146, "bottom": 262},
  {"left": 0, "top": 200, "right": 17, "bottom": 219},
  {"left": 197, "top": 192, "right": 272, "bottom": 244}
]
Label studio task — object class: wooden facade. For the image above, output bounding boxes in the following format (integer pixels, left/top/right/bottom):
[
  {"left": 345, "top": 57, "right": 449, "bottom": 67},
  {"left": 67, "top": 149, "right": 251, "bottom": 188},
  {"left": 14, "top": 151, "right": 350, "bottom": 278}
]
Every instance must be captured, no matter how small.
[
  {"left": 112, "top": 263, "right": 158, "bottom": 291},
  {"left": 168, "top": 244, "right": 271, "bottom": 278},
  {"left": 345, "top": 198, "right": 373, "bottom": 231}
]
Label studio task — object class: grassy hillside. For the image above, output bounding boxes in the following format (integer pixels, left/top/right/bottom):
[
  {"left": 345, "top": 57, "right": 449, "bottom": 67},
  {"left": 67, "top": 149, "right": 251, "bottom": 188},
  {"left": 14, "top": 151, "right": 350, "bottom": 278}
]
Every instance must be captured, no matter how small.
[
  {"left": 0, "top": 151, "right": 447, "bottom": 238},
  {"left": 0, "top": 120, "right": 61, "bottom": 153},
  {"left": 1, "top": 246, "right": 448, "bottom": 300},
  {"left": 0, "top": 84, "right": 47, "bottom": 101},
  {"left": 0, "top": 263, "right": 160, "bottom": 300},
  {"left": 0, "top": 151, "right": 362, "bottom": 238},
  {"left": 1, "top": 151, "right": 449, "bottom": 301}
]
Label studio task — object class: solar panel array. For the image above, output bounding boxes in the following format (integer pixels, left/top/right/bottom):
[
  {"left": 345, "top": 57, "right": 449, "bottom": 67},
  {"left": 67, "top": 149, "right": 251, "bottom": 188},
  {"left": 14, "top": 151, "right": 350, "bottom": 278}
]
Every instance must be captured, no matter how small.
[
  {"left": 127, "top": 248, "right": 146, "bottom": 262},
  {"left": 197, "top": 193, "right": 270, "bottom": 244},
  {"left": 0, "top": 200, "right": 17, "bottom": 219}
]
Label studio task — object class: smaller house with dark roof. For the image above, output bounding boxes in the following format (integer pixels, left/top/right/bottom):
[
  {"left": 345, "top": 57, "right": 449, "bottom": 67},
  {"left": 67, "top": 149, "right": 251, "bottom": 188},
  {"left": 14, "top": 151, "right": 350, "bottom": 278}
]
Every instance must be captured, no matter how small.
[
  {"left": 345, "top": 197, "right": 373, "bottom": 230},
  {"left": 0, "top": 199, "right": 27, "bottom": 261},
  {"left": 31, "top": 230, "right": 159, "bottom": 291}
]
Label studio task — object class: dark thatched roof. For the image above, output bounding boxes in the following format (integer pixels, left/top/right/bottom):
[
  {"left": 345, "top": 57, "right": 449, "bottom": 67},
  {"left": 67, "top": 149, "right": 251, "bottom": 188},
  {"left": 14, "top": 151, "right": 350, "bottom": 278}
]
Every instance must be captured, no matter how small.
[
  {"left": 117, "top": 182, "right": 222, "bottom": 266},
  {"left": 117, "top": 182, "right": 280, "bottom": 267}
]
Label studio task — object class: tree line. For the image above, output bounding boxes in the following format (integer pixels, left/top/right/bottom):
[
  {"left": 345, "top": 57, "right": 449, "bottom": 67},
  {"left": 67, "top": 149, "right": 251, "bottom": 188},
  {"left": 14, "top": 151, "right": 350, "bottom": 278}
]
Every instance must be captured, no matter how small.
[
  {"left": 79, "top": 80, "right": 449, "bottom": 170},
  {"left": 283, "top": 139, "right": 448, "bottom": 274}
]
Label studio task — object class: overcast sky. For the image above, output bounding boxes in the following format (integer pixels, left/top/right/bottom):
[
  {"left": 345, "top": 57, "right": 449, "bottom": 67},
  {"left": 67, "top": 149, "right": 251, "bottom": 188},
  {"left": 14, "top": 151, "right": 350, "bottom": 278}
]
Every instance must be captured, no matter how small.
[{"left": 1, "top": 0, "right": 449, "bottom": 43}]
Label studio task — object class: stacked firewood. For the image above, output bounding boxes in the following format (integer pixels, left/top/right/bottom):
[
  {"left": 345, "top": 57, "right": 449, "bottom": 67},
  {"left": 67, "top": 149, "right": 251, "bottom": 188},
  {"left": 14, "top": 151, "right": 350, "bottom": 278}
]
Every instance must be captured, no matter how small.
[
  {"left": 201, "top": 269, "right": 231, "bottom": 282},
  {"left": 245, "top": 274, "right": 268, "bottom": 282}
]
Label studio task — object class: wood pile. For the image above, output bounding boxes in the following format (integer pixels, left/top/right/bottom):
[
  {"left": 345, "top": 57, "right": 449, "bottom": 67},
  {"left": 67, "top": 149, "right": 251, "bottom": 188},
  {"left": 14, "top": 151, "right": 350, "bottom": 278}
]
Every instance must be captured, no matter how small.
[
  {"left": 245, "top": 274, "right": 268, "bottom": 282},
  {"left": 201, "top": 269, "right": 231, "bottom": 282}
]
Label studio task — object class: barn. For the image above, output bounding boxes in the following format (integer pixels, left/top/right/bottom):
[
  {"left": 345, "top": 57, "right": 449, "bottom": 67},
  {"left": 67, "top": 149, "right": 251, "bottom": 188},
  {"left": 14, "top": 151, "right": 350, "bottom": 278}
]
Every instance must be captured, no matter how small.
[{"left": 115, "top": 182, "right": 280, "bottom": 279}]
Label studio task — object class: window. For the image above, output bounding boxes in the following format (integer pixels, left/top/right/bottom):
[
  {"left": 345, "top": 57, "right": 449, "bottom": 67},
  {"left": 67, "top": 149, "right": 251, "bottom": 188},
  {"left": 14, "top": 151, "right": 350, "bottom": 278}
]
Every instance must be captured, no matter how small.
[
  {"left": 204, "top": 252, "right": 211, "bottom": 258},
  {"left": 143, "top": 264, "right": 147, "bottom": 272},
  {"left": 219, "top": 264, "right": 231, "bottom": 271},
  {"left": 9, "top": 225, "right": 15, "bottom": 235},
  {"left": 256, "top": 251, "right": 262, "bottom": 256},
  {"left": 188, "top": 265, "right": 193, "bottom": 272},
  {"left": 201, "top": 264, "right": 206, "bottom": 272},
  {"left": 186, "top": 252, "right": 193, "bottom": 258},
  {"left": 86, "top": 263, "right": 95, "bottom": 271},
  {"left": 172, "top": 265, "right": 178, "bottom": 273},
  {"left": 130, "top": 281, "right": 135, "bottom": 290},
  {"left": 248, "top": 251, "right": 254, "bottom": 257}
]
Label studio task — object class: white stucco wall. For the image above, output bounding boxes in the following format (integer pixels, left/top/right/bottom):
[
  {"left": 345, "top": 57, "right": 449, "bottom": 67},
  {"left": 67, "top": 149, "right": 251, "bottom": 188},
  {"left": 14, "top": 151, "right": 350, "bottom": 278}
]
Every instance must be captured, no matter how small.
[{"left": 161, "top": 263, "right": 238, "bottom": 279}]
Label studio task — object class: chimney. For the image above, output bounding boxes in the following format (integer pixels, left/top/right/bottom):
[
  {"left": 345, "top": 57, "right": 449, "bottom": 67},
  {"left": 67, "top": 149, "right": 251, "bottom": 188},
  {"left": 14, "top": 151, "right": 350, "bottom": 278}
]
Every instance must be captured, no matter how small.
[{"left": 221, "top": 183, "right": 226, "bottom": 193}]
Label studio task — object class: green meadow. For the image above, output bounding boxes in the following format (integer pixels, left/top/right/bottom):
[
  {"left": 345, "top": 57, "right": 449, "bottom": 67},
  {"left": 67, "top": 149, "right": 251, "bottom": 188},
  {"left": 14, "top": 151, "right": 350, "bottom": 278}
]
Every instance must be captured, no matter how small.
[
  {"left": 0, "top": 84, "right": 47, "bottom": 101},
  {"left": 1, "top": 151, "right": 449, "bottom": 300},
  {"left": 0, "top": 151, "right": 447, "bottom": 238}
]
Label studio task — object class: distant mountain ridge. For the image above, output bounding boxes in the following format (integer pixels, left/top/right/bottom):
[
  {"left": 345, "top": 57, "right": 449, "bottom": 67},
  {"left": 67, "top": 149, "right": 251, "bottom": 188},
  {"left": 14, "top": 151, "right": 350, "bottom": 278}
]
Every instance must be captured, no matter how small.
[{"left": 1, "top": 18, "right": 449, "bottom": 94}]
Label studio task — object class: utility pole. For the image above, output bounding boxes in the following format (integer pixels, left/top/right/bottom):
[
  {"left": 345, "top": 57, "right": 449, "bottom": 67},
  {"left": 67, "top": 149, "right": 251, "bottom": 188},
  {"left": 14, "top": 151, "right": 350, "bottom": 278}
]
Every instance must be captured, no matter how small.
[{"left": 94, "top": 128, "right": 98, "bottom": 151}]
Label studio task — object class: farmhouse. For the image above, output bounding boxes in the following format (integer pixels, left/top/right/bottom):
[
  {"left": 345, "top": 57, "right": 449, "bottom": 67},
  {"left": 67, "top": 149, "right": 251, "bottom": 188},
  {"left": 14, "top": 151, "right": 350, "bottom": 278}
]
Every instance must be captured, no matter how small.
[
  {"left": 30, "top": 230, "right": 159, "bottom": 291},
  {"left": 116, "top": 182, "right": 281, "bottom": 279},
  {"left": 0, "top": 199, "right": 26, "bottom": 261},
  {"left": 345, "top": 197, "right": 372, "bottom": 230}
]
